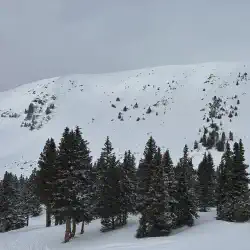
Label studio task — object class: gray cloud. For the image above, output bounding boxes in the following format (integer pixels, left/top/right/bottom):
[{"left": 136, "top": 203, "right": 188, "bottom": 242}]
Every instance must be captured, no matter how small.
[{"left": 0, "top": 0, "right": 250, "bottom": 90}]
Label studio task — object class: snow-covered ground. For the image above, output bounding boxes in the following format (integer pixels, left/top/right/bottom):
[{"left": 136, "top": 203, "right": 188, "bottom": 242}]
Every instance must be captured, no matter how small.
[
  {"left": 0, "top": 209, "right": 249, "bottom": 250},
  {"left": 0, "top": 61, "right": 250, "bottom": 178}
]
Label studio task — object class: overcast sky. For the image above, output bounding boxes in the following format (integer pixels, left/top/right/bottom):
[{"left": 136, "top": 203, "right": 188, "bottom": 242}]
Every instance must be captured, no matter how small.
[{"left": 0, "top": 0, "right": 250, "bottom": 90}]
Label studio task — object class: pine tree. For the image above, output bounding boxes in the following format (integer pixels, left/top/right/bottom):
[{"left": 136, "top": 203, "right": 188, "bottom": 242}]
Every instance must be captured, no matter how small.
[
  {"left": 216, "top": 132, "right": 226, "bottom": 152},
  {"left": 161, "top": 150, "right": 177, "bottom": 226},
  {"left": 120, "top": 150, "right": 137, "bottom": 225},
  {"left": 0, "top": 172, "right": 26, "bottom": 232},
  {"left": 197, "top": 153, "right": 215, "bottom": 212},
  {"left": 230, "top": 140, "right": 250, "bottom": 221},
  {"left": 174, "top": 145, "right": 198, "bottom": 227},
  {"left": 136, "top": 136, "right": 157, "bottom": 214},
  {"left": 28, "top": 169, "right": 42, "bottom": 217},
  {"left": 194, "top": 140, "right": 198, "bottom": 150},
  {"left": 136, "top": 143, "right": 175, "bottom": 238},
  {"left": 216, "top": 142, "right": 234, "bottom": 221},
  {"left": 51, "top": 127, "right": 93, "bottom": 241},
  {"left": 229, "top": 131, "right": 234, "bottom": 141},
  {"left": 73, "top": 126, "right": 93, "bottom": 235},
  {"left": 96, "top": 137, "right": 123, "bottom": 231},
  {"left": 19, "top": 171, "right": 42, "bottom": 226},
  {"left": 201, "top": 133, "right": 207, "bottom": 147},
  {"left": 136, "top": 137, "right": 157, "bottom": 237},
  {"left": 52, "top": 127, "right": 76, "bottom": 242},
  {"left": 136, "top": 138, "right": 180, "bottom": 238},
  {"left": 216, "top": 160, "right": 227, "bottom": 219},
  {"left": 37, "top": 137, "right": 57, "bottom": 227},
  {"left": 142, "top": 158, "right": 173, "bottom": 237},
  {"left": 232, "top": 140, "right": 249, "bottom": 197}
]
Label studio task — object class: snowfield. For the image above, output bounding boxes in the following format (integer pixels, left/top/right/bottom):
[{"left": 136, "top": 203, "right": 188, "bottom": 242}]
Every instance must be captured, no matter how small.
[
  {"left": 0, "top": 61, "right": 250, "bottom": 178},
  {"left": 0, "top": 209, "right": 249, "bottom": 250},
  {"left": 1, "top": 61, "right": 250, "bottom": 249}
]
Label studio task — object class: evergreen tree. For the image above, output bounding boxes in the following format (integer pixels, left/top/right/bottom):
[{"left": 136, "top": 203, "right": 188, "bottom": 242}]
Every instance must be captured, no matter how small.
[
  {"left": 161, "top": 150, "right": 177, "bottom": 226},
  {"left": 19, "top": 171, "right": 42, "bottom": 226},
  {"left": 52, "top": 127, "right": 76, "bottom": 242},
  {"left": 216, "top": 132, "right": 226, "bottom": 152},
  {"left": 174, "top": 145, "right": 198, "bottom": 227},
  {"left": 136, "top": 144, "right": 175, "bottom": 238},
  {"left": 37, "top": 137, "right": 57, "bottom": 227},
  {"left": 136, "top": 136, "right": 157, "bottom": 214},
  {"left": 28, "top": 169, "right": 42, "bottom": 217},
  {"left": 216, "top": 142, "right": 234, "bottom": 221},
  {"left": 0, "top": 172, "right": 26, "bottom": 232},
  {"left": 230, "top": 140, "right": 250, "bottom": 221},
  {"left": 229, "top": 131, "right": 234, "bottom": 141},
  {"left": 136, "top": 137, "right": 157, "bottom": 237},
  {"left": 216, "top": 160, "right": 227, "bottom": 219},
  {"left": 232, "top": 140, "right": 249, "bottom": 197},
  {"left": 120, "top": 150, "right": 137, "bottom": 225},
  {"left": 96, "top": 137, "right": 123, "bottom": 231},
  {"left": 201, "top": 133, "right": 207, "bottom": 147},
  {"left": 73, "top": 126, "right": 93, "bottom": 235},
  {"left": 52, "top": 127, "right": 93, "bottom": 241},
  {"left": 194, "top": 140, "right": 198, "bottom": 150},
  {"left": 197, "top": 153, "right": 215, "bottom": 211}
]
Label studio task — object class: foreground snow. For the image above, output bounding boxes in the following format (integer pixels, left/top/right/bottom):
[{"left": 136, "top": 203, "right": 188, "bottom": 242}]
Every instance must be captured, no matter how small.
[{"left": 0, "top": 209, "right": 249, "bottom": 250}]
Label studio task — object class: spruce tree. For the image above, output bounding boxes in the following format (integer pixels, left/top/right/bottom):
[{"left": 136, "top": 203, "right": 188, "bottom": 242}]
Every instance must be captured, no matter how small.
[
  {"left": 37, "top": 137, "right": 57, "bottom": 227},
  {"left": 52, "top": 127, "right": 93, "bottom": 241},
  {"left": 216, "top": 160, "right": 227, "bottom": 219},
  {"left": 140, "top": 156, "right": 173, "bottom": 237},
  {"left": 136, "top": 136, "right": 157, "bottom": 237},
  {"left": 216, "top": 132, "right": 226, "bottom": 152},
  {"left": 0, "top": 172, "right": 25, "bottom": 232},
  {"left": 27, "top": 169, "right": 42, "bottom": 217},
  {"left": 73, "top": 126, "right": 93, "bottom": 235},
  {"left": 136, "top": 139, "right": 176, "bottom": 238},
  {"left": 230, "top": 140, "right": 250, "bottom": 221},
  {"left": 197, "top": 153, "right": 215, "bottom": 211},
  {"left": 161, "top": 150, "right": 177, "bottom": 226},
  {"left": 217, "top": 139, "right": 250, "bottom": 222},
  {"left": 96, "top": 137, "right": 123, "bottom": 231},
  {"left": 120, "top": 150, "right": 137, "bottom": 225},
  {"left": 136, "top": 136, "right": 157, "bottom": 214},
  {"left": 52, "top": 127, "right": 76, "bottom": 242},
  {"left": 216, "top": 142, "right": 234, "bottom": 221},
  {"left": 174, "top": 145, "right": 198, "bottom": 227},
  {"left": 194, "top": 140, "right": 198, "bottom": 150}
]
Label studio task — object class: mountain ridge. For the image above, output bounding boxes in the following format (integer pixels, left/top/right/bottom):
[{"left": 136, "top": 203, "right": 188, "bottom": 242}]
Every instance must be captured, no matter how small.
[{"left": 0, "top": 61, "right": 249, "bottom": 178}]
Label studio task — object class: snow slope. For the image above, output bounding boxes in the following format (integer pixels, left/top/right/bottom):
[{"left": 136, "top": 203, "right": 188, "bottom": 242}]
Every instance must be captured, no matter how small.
[
  {"left": 1, "top": 209, "right": 249, "bottom": 250},
  {"left": 0, "top": 61, "right": 250, "bottom": 177}
]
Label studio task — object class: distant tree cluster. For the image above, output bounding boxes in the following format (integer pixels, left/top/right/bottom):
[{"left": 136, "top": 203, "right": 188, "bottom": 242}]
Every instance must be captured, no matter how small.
[{"left": 199, "top": 125, "right": 234, "bottom": 152}]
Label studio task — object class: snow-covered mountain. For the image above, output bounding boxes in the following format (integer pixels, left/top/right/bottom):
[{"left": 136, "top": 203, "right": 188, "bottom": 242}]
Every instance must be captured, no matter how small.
[{"left": 1, "top": 61, "right": 250, "bottom": 178}]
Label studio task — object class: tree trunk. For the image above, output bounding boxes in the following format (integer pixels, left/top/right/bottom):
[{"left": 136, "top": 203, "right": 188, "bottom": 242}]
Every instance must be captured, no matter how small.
[
  {"left": 80, "top": 221, "right": 84, "bottom": 234},
  {"left": 46, "top": 206, "right": 51, "bottom": 227},
  {"left": 26, "top": 214, "right": 29, "bottom": 227},
  {"left": 64, "top": 217, "right": 71, "bottom": 243},
  {"left": 55, "top": 216, "right": 58, "bottom": 226},
  {"left": 71, "top": 218, "right": 76, "bottom": 238},
  {"left": 112, "top": 216, "right": 115, "bottom": 230}
]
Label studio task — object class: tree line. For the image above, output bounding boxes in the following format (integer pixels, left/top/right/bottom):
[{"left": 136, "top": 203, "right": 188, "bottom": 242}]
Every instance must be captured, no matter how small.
[{"left": 0, "top": 126, "right": 249, "bottom": 243}]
